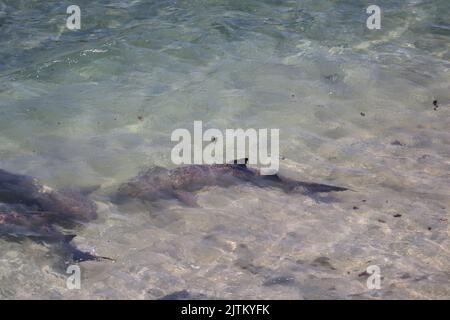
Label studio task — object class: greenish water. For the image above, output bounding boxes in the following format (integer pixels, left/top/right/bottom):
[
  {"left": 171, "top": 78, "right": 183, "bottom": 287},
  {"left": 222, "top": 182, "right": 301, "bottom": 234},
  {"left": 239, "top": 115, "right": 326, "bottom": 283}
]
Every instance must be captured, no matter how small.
[{"left": 0, "top": 0, "right": 449, "bottom": 299}]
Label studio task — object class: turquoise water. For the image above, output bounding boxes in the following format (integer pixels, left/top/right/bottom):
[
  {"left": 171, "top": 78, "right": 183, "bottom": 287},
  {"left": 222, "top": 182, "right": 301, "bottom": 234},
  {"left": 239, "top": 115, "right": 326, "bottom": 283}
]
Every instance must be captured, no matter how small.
[{"left": 0, "top": 0, "right": 449, "bottom": 299}]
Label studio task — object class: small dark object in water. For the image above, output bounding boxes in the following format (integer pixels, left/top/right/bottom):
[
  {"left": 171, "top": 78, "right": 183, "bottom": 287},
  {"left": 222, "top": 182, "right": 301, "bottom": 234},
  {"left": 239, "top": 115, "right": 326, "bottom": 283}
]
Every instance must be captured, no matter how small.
[
  {"left": 358, "top": 271, "right": 369, "bottom": 277},
  {"left": 360, "top": 112, "right": 365, "bottom": 117},
  {"left": 263, "top": 275, "right": 296, "bottom": 287},
  {"left": 311, "top": 256, "right": 336, "bottom": 270},
  {"left": 235, "top": 259, "right": 264, "bottom": 275},
  {"left": 324, "top": 74, "right": 339, "bottom": 83},
  {"left": 159, "top": 290, "right": 208, "bottom": 300},
  {"left": 160, "top": 290, "right": 191, "bottom": 300},
  {"left": 137, "top": 116, "right": 143, "bottom": 121},
  {"left": 116, "top": 159, "right": 350, "bottom": 207},
  {"left": 433, "top": 100, "right": 439, "bottom": 111},
  {"left": 428, "top": 227, "right": 432, "bottom": 231},
  {"left": 378, "top": 219, "right": 386, "bottom": 223},
  {"left": 393, "top": 214, "right": 402, "bottom": 218},
  {"left": 353, "top": 206, "right": 359, "bottom": 210},
  {"left": 391, "top": 140, "right": 405, "bottom": 146}
]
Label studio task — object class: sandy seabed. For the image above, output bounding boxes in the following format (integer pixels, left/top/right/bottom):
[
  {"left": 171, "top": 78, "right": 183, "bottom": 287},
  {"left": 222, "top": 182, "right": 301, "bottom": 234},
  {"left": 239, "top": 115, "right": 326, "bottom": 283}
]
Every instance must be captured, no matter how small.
[{"left": 0, "top": 0, "right": 449, "bottom": 299}]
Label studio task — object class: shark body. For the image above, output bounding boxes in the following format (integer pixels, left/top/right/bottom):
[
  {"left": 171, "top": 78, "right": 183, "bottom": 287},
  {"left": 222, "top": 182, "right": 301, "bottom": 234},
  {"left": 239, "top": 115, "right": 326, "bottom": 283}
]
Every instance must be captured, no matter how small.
[
  {"left": 0, "top": 169, "right": 108, "bottom": 264},
  {"left": 117, "top": 160, "right": 349, "bottom": 206}
]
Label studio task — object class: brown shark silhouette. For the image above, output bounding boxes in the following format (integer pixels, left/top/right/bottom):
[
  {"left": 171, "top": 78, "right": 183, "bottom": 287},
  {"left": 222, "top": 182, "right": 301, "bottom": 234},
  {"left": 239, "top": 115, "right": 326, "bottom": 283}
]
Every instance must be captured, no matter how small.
[
  {"left": 0, "top": 169, "right": 110, "bottom": 264},
  {"left": 116, "top": 159, "right": 349, "bottom": 206}
]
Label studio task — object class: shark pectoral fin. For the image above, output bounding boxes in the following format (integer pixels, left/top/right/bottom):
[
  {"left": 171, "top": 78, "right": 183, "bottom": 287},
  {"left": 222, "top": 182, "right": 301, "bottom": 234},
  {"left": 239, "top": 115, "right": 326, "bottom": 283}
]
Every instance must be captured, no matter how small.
[
  {"left": 65, "top": 243, "right": 115, "bottom": 263},
  {"left": 60, "top": 235, "right": 114, "bottom": 263},
  {"left": 173, "top": 190, "right": 198, "bottom": 207}
]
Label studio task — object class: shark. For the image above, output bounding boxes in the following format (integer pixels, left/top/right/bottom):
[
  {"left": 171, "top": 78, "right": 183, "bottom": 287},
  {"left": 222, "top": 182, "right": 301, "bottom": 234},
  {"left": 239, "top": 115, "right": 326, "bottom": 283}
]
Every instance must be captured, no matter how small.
[
  {"left": 116, "top": 159, "right": 350, "bottom": 206},
  {"left": 0, "top": 169, "right": 110, "bottom": 264},
  {"left": 0, "top": 169, "right": 97, "bottom": 222}
]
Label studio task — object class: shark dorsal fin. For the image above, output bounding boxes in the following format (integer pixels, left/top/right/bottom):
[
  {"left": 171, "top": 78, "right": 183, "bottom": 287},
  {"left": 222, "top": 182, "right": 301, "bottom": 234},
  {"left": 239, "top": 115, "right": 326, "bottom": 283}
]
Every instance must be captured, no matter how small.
[{"left": 232, "top": 158, "right": 248, "bottom": 167}]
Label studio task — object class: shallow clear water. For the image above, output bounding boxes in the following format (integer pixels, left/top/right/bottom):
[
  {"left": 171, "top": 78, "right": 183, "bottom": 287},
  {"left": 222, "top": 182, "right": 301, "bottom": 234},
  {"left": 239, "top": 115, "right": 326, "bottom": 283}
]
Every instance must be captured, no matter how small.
[{"left": 0, "top": 0, "right": 449, "bottom": 299}]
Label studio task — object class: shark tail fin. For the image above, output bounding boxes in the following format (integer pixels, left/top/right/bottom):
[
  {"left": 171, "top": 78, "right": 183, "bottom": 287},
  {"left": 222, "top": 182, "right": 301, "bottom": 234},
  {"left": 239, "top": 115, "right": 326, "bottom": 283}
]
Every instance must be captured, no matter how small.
[{"left": 61, "top": 235, "right": 115, "bottom": 263}]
